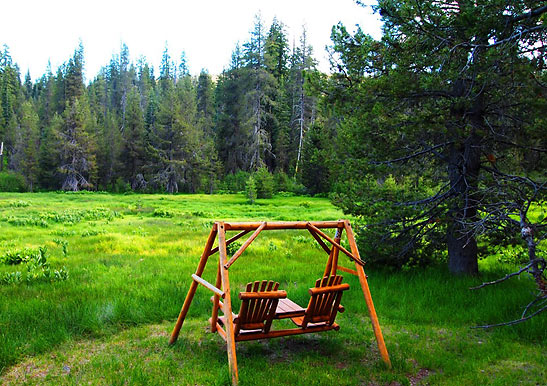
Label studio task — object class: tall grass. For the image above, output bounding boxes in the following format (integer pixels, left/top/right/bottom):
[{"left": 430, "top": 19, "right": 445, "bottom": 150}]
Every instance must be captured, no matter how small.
[{"left": 0, "top": 192, "right": 545, "bottom": 385}]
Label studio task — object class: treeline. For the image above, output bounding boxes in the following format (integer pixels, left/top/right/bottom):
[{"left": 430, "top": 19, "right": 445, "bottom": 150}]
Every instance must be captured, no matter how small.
[
  {"left": 0, "top": 16, "right": 325, "bottom": 194},
  {"left": 2, "top": 2, "right": 546, "bottom": 277}
]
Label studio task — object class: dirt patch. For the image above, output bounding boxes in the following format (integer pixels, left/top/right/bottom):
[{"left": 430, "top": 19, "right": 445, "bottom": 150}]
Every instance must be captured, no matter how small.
[{"left": 408, "top": 367, "right": 431, "bottom": 385}]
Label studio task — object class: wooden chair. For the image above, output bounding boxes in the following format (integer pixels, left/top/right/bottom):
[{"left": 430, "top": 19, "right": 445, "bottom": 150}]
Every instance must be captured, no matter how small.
[
  {"left": 276, "top": 275, "right": 349, "bottom": 331},
  {"left": 218, "top": 280, "right": 287, "bottom": 338}
]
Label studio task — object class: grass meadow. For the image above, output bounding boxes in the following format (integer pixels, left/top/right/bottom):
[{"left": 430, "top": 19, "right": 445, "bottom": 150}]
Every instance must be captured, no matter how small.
[{"left": 0, "top": 192, "right": 545, "bottom": 385}]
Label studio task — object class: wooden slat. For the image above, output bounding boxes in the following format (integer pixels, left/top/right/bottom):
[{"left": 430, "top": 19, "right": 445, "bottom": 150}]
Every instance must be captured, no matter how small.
[
  {"left": 224, "top": 222, "right": 266, "bottom": 269},
  {"left": 330, "top": 228, "right": 343, "bottom": 276},
  {"left": 275, "top": 298, "right": 306, "bottom": 319},
  {"left": 234, "top": 324, "right": 340, "bottom": 341},
  {"left": 192, "top": 274, "right": 225, "bottom": 298}
]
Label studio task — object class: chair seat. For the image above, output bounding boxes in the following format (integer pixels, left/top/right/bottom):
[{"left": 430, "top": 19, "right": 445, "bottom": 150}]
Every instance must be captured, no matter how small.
[
  {"left": 289, "top": 315, "right": 340, "bottom": 330},
  {"left": 218, "top": 315, "right": 263, "bottom": 334}
]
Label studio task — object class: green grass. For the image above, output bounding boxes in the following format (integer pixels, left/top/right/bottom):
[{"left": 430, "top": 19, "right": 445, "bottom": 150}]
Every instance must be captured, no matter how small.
[{"left": 0, "top": 192, "right": 545, "bottom": 385}]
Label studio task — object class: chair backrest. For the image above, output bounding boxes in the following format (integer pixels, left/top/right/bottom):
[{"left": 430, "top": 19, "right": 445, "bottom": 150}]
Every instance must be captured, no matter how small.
[
  {"left": 301, "top": 275, "right": 349, "bottom": 328},
  {"left": 235, "top": 280, "right": 287, "bottom": 335}
]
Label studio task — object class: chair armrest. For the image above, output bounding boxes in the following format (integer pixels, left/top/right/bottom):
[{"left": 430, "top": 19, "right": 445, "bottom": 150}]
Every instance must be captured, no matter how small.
[
  {"left": 308, "top": 283, "right": 350, "bottom": 296},
  {"left": 239, "top": 290, "right": 287, "bottom": 300}
]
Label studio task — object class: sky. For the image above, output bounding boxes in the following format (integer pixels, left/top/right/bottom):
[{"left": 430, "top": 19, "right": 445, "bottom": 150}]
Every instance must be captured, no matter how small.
[{"left": 1, "top": 0, "right": 382, "bottom": 82}]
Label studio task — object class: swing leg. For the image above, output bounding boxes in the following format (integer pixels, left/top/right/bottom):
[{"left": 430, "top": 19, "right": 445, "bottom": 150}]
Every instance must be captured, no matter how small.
[
  {"left": 169, "top": 226, "right": 217, "bottom": 345},
  {"left": 344, "top": 221, "right": 391, "bottom": 368},
  {"left": 218, "top": 222, "right": 239, "bottom": 385}
]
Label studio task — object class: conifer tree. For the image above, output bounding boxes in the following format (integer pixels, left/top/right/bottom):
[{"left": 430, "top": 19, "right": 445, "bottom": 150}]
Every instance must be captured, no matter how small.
[
  {"left": 12, "top": 101, "right": 40, "bottom": 190},
  {"left": 56, "top": 96, "right": 97, "bottom": 191},
  {"left": 120, "top": 86, "right": 147, "bottom": 189}
]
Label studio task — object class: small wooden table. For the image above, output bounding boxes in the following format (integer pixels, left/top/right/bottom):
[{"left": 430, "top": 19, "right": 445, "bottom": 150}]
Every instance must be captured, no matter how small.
[{"left": 275, "top": 298, "right": 306, "bottom": 319}]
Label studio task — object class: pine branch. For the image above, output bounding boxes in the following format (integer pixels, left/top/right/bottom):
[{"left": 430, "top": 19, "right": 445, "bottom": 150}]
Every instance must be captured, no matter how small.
[{"left": 371, "top": 142, "right": 454, "bottom": 165}]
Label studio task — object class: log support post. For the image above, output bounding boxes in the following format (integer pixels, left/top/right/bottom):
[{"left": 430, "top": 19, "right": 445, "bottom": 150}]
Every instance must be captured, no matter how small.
[
  {"left": 169, "top": 225, "right": 217, "bottom": 345},
  {"left": 218, "top": 222, "right": 239, "bottom": 385},
  {"left": 344, "top": 220, "right": 391, "bottom": 368}
]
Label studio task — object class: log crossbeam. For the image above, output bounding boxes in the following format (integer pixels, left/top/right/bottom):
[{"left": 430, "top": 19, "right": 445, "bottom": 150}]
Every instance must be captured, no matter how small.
[
  {"left": 306, "top": 223, "right": 365, "bottom": 266},
  {"left": 224, "top": 222, "right": 266, "bottom": 269}
]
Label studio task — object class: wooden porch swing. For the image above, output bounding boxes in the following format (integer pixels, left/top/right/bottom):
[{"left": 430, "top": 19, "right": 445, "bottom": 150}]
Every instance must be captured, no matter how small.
[{"left": 169, "top": 220, "right": 391, "bottom": 385}]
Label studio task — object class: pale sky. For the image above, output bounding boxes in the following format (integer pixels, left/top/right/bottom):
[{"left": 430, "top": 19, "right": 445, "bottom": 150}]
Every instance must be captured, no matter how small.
[{"left": 1, "top": 0, "right": 381, "bottom": 82}]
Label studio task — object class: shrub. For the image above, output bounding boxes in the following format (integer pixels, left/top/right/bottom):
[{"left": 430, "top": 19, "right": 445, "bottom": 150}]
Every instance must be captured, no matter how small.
[
  {"left": 52, "top": 239, "right": 69, "bottom": 256},
  {"left": 81, "top": 229, "right": 106, "bottom": 237},
  {"left": 1, "top": 247, "right": 45, "bottom": 265},
  {"left": 274, "top": 171, "right": 291, "bottom": 192},
  {"left": 8, "top": 200, "right": 30, "bottom": 208},
  {"left": 245, "top": 175, "right": 257, "bottom": 204},
  {"left": 254, "top": 167, "right": 274, "bottom": 199},
  {"left": 0, "top": 172, "right": 27, "bottom": 192},
  {"left": 0, "top": 246, "right": 69, "bottom": 285},
  {"left": 227, "top": 241, "right": 242, "bottom": 256},
  {"left": 113, "top": 177, "right": 131, "bottom": 193},
  {"left": 332, "top": 175, "right": 447, "bottom": 269},
  {"left": 223, "top": 171, "right": 250, "bottom": 193},
  {"left": 153, "top": 208, "right": 173, "bottom": 218}
]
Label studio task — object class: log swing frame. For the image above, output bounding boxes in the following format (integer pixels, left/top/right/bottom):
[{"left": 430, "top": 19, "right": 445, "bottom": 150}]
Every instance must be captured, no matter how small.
[{"left": 169, "top": 220, "right": 391, "bottom": 385}]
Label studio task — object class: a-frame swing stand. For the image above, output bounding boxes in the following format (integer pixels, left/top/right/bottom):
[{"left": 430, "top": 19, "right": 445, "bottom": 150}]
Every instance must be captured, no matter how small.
[{"left": 169, "top": 220, "right": 391, "bottom": 385}]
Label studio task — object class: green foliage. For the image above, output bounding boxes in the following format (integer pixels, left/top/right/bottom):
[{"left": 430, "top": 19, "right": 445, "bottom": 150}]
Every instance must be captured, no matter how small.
[
  {"left": 0, "top": 171, "right": 27, "bottom": 192},
  {"left": 39, "top": 208, "right": 121, "bottom": 224},
  {"left": 226, "top": 240, "right": 242, "bottom": 256},
  {"left": 1, "top": 246, "right": 45, "bottom": 265},
  {"left": 300, "top": 123, "right": 333, "bottom": 195},
  {"left": 222, "top": 171, "right": 250, "bottom": 193},
  {"left": 333, "top": 175, "right": 447, "bottom": 268},
  {"left": 326, "top": 1, "right": 547, "bottom": 273},
  {"left": 53, "top": 238, "right": 69, "bottom": 256},
  {"left": 273, "top": 171, "right": 290, "bottom": 192},
  {"left": 3, "top": 199, "right": 30, "bottom": 208},
  {"left": 254, "top": 167, "right": 274, "bottom": 199},
  {"left": 113, "top": 177, "right": 131, "bottom": 193},
  {"left": 0, "top": 245, "right": 69, "bottom": 285},
  {"left": 245, "top": 175, "right": 257, "bottom": 204},
  {"left": 152, "top": 208, "right": 174, "bottom": 218}
]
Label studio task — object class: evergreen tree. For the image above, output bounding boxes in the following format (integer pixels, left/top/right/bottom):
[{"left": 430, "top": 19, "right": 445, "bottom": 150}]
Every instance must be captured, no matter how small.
[
  {"left": 243, "top": 15, "right": 276, "bottom": 170},
  {"left": 56, "top": 96, "right": 97, "bottom": 191},
  {"left": 0, "top": 45, "right": 23, "bottom": 158},
  {"left": 38, "top": 114, "right": 62, "bottom": 189},
  {"left": 328, "top": 1, "right": 547, "bottom": 274},
  {"left": 120, "top": 86, "right": 147, "bottom": 189},
  {"left": 12, "top": 101, "right": 40, "bottom": 190},
  {"left": 65, "top": 42, "right": 85, "bottom": 102}
]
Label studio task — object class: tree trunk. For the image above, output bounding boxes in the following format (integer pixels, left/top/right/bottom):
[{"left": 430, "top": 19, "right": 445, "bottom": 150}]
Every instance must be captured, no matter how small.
[{"left": 446, "top": 135, "right": 481, "bottom": 275}]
